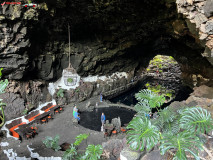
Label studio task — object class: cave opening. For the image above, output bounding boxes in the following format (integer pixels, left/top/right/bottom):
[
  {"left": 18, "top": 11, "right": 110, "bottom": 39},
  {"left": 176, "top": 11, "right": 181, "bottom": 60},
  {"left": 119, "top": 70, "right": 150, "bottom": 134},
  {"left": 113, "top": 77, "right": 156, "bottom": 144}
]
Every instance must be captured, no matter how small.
[{"left": 109, "top": 54, "right": 193, "bottom": 107}]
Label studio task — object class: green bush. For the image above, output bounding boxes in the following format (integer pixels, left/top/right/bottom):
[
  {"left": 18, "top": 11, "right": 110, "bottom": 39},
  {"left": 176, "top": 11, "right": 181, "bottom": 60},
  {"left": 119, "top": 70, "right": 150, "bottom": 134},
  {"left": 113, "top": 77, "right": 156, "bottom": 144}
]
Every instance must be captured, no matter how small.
[
  {"left": 0, "top": 68, "right": 8, "bottom": 127},
  {"left": 127, "top": 89, "right": 213, "bottom": 159},
  {"left": 67, "top": 78, "right": 73, "bottom": 83},
  {"left": 84, "top": 144, "right": 103, "bottom": 160},
  {"left": 22, "top": 108, "right": 28, "bottom": 115},
  {"left": 57, "top": 88, "right": 64, "bottom": 98},
  {"left": 62, "top": 134, "right": 103, "bottom": 160},
  {"left": 43, "top": 135, "right": 61, "bottom": 151}
]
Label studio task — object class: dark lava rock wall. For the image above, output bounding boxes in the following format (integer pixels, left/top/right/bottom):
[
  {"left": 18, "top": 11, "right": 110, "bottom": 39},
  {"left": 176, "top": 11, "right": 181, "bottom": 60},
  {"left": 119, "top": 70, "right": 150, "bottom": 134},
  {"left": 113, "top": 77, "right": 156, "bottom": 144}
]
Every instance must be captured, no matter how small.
[{"left": 0, "top": 0, "right": 212, "bottom": 85}]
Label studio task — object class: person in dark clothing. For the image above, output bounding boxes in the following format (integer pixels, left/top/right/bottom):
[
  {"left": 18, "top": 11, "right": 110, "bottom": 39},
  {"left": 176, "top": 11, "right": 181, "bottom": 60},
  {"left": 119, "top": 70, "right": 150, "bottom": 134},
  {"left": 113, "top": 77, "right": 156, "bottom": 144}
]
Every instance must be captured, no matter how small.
[{"left": 101, "top": 112, "right": 105, "bottom": 126}]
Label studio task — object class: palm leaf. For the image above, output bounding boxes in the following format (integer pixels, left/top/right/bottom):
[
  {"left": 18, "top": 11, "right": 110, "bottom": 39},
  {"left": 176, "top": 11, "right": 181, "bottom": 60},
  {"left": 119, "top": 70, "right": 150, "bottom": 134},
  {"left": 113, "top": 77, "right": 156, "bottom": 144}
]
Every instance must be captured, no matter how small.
[
  {"left": 126, "top": 117, "right": 159, "bottom": 151},
  {"left": 160, "top": 131, "right": 202, "bottom": 160},
  {"left": 135, "top": 89, "right": 154, "bottom": 102},
  {"left": 85, "top": 144, "right": 103, "bottom": 160},
  {"left": 180, "top": 107, "right": 213, "bottom": 134},
  {"left": 0, "top": 79, "right": 8, "bottom": 94},
  {"left": 149, "top": 95, "right": 165, "bottom": 108},
  {"left": 63, "top": 144, "right": 77, "bottom": 160},
  {"left": 135, "top": 89, "right": 165, "bottom": 109},
  {"left": 134, "top": 102, "right": 151, "bottom": 116},
  {"left": 158, "top": 107, "right": 176, "bottom": 123},
  {"left": 74, "top": 133, "right": 89, "bottom": 146},
  {"left": 162, "top": 120, "right": 180, "bottom": 135}
]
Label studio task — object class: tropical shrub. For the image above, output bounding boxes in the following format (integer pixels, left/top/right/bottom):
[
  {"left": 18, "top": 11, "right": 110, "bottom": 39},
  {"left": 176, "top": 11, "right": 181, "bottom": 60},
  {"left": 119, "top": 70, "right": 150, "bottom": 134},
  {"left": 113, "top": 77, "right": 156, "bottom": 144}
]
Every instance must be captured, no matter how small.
[
  {"left": 57, "top": 88, "right": 64, "bottom": 98},
  {"left": 84, "top": 144, "right": 103, "bottom": 160},
  {"left": 63, "top": 144, "right": 77, "bottom": 160},
  {"left": 127, "top": 89, "right": 213, "bottom": 160},
  {"left": 22, "top": 108, "right": 28, "bottom": 115},
  {"left": 67, "top": 78, "right": 73, "bottom": 83},
  {"left": 0, "top": 68, "right": 8, "bottom": 127},
  {"left": 43, "top": 135, "right": 61, "bottom": 151},
  {"left": 62, "top": 134, "right": 103, "bottom": 160},
  {"left": 73, "top": 133, "right": 89, "bottom": 146}
]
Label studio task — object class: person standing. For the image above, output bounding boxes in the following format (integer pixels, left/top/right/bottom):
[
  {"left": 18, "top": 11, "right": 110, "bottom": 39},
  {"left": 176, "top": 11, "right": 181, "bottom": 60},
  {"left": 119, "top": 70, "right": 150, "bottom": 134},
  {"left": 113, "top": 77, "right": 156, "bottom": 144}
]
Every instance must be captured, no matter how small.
[
  {"left": 101, "top": 113, "right": 105, "bottom": 126},
  {"left": 100, "top": 93, "right": 103, "bottom": 102},
  {"left": 73, "top": 105, "right": 77, "bottom": 116},
  {"left": 74, "top": 109, "right": 80, "bottom": 121}
]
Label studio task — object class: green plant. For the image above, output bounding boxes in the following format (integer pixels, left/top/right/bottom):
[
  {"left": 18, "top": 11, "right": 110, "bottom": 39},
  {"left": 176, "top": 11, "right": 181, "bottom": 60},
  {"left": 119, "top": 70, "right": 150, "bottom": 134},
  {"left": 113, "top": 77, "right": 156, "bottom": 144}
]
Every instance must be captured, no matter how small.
[
  {"left": 127, "top": 117, "right": 159, "bottom": 151},
  {"left": 160, "top": 131, "right": 202, "bottom": 160},
  {"left": 75, "top": 88, "right": 80, "bottom": 93},
  {"left": 22, "top": 108, "right": 28, "bottom": 115},
  {"left": 135, "top": 89, "right": 165, "bottom": 110},
  {"left": 57, "top": 88, "right": 64, "bottom": 98},
  {"left": 63, "top": 134, "right": 103, "bottom": 160},
  {"left": 67, "top": 78, "right": 73, "bottom": 83},
  {"left": 63, "top": 144, "right": 77, "bottom": 160},
  {"left": 127, "top": 89, "right": 213, "bottom": 159},
  {"left": 74, "top": 133, "right": 89, "bottom": 146},
  {"left": 43, "top": 135, "right": 61, "bottom": 151},
  {"left": 0, "top": 68, "right": 8, "bottom": 127},
  {"left": 84, "top": 144, "right": 103, "bottom": 160}
]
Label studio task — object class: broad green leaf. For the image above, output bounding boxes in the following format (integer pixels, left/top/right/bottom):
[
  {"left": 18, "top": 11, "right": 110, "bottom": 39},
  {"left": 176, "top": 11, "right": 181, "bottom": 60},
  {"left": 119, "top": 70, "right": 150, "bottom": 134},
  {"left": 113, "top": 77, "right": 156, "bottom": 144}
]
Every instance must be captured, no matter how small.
[
  {"left": 74, "top": 133, "right": 89, "bottom": 146},
  {"left": 180, "top": 107, "right": 213, "bottom": 134},
  {"left": 63, "top": 144, "right": 77, "bottom": 160},
  {"left": 160, "top": 131, "right": 202, "bottom": 160},
  {"left": 126, "top": 117, "right": 159, "bottom": 151},
  {"left": 85, "top": 144, "right": 103, "bottom": 160},
  {"left": 0, "top": 79, "right": 8, "bottom": 94},
  {"left": 135, "top": 89, "right": 165, "bottom": 109}
]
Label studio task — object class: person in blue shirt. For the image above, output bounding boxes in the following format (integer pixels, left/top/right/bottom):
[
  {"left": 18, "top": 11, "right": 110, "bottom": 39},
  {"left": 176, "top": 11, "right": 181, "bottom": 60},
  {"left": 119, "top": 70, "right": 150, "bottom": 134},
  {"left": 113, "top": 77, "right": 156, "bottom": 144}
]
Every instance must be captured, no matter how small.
[
  {"left": 100, "top": 94, "right": 103, "bottom": 102},
  {"left": 145, "top": 113, "right": 150, "bottom": 119},
  {"left": 74, "top": 109, "right": 80, "bottom": 121},
  {"left": 101, "top": 112, "right": 105, "bottom": 126}
]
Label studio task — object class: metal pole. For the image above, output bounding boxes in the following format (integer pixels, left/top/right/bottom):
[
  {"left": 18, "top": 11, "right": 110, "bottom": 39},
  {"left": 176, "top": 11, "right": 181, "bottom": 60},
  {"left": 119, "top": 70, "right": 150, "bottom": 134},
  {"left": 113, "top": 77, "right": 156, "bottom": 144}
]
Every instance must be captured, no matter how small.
[{"left": 68, "top": 24, "right": 71, "bottom": 68}]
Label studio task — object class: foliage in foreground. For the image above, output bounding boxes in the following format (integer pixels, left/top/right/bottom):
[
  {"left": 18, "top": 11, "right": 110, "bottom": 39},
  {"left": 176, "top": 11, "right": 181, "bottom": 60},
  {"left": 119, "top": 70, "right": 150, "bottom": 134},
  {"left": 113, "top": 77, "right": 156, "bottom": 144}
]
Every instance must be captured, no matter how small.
[
  {"left": 0, "top": 68, "right": 8, "bottom": 127},
  {"left": 127, "top": 89, "right": 213, "bottom": 160},
  {"left": 62, "top": 134, "right": 103, "bottom": 160},
  {"left": 57, "top": 88, "right": 64, "bottom": 98},
  {"left": 43, "top": 135, "right": 61, "bottom": 151}
]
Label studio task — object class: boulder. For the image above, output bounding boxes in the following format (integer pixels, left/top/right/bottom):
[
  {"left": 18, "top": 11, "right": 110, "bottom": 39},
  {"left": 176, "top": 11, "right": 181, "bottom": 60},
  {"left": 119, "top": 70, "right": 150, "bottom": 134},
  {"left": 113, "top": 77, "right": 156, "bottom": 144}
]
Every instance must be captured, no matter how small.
[
  {"left": 102, "top": 138, "right": 127, "bottom": 159},
  {"left": 120, "top": 146, "right": 145, "bottom": 160},
  {"left": 140, "top": 150, "right": 164, "bottom": 160},
  {"left": 203, "top": 0, "right": 213, "bottom": 17},
  {"left": 72, "top": 118, "right": 78, "bottom": 124}
]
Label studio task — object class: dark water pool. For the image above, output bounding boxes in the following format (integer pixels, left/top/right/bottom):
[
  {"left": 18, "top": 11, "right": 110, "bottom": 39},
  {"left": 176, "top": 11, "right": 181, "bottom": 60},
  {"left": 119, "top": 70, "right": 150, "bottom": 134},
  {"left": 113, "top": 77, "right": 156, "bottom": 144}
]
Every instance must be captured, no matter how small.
[
  {"left": 110, "top": 79, "right": 193, "bottom": 107},
  {"left": 79, "top": 107, "right": 136, "bottom": 131}
]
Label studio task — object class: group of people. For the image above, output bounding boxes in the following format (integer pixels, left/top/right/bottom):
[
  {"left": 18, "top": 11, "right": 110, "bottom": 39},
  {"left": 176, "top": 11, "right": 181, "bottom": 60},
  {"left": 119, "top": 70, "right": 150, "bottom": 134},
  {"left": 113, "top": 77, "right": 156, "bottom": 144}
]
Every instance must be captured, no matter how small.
[{"left": 73, "top": 104, "right": 106, "bottom": 126}]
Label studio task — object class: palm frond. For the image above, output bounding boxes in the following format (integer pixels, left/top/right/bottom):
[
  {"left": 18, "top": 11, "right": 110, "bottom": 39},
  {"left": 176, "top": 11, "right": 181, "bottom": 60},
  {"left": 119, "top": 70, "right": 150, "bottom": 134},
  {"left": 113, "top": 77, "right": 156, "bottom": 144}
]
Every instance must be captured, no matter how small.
[
  {"left": 134, "top": 102, "right": 151, "bottom": 116},
  {"left": 62, "top": 144, "right": 77, "bottom": 160},
  {"left": 85, "top": 144, "right": 103, "bottom": 160},
  {"left": 158, "top": 107, "right": 176, "bottom": 123},
  {"left": 74, "top": 133, "right": 89, "bottom": 146},
  {"left": 162, "top": 120, "right": 180, "bottom": 135},
  {"left": 135, "top": 89, "right": 165, "bottom": 109},
  {"left": 135, "top": 89, "right": 154, "bottom": 102},
  {"left": 0, "top": 79, "right": 8, "bottom": 94},
  {"left": 180, "top": 107, "right": 213, "bottom": 134},
  {"left": 160, "top": 131, "right": 202, "bottom": 160},
  {"left": 149, "top": 95, "right": 165, "bottom": 108},
  {"left": 126, "top": 117, "right": 159, "bottom": 151}
]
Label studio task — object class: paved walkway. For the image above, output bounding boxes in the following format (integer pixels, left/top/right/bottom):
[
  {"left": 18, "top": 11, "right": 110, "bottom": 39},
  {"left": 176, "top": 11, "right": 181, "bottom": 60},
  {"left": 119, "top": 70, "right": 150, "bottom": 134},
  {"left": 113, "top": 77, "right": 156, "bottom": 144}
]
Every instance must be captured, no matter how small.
[
  {"left": 0, "top": 101, "right": 108, "bottom": 159},
  {"left": 0, "top": 97, "right": 133, "bottom": 159}
]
